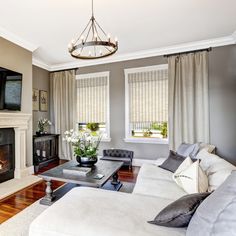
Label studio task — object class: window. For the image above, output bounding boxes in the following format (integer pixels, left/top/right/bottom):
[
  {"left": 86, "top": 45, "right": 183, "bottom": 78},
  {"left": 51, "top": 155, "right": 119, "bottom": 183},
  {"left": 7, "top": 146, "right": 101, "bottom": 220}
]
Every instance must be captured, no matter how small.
[
  {"left": 76, "top": 71, "right": 110, "bottom": 141},
  {"left": 125, "top": 65, "right": 168, "bottom": 144}
]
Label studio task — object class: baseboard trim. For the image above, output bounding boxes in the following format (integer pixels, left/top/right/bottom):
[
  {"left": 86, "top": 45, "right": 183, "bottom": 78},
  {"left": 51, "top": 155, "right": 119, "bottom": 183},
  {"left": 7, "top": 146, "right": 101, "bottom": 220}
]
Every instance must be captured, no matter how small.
[
  {"left": 132, "top": 159, "right": 156, "bottom": 167},
  {"left": 27, "top": 166, "right": 35, "bottom": 175}
]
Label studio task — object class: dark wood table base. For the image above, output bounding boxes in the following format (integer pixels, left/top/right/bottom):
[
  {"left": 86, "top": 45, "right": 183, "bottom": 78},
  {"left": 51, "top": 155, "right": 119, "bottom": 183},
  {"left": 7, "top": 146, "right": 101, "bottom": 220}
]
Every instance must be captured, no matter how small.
[{"left": 40, "top": 175, "right": 123, "bottom": 206}]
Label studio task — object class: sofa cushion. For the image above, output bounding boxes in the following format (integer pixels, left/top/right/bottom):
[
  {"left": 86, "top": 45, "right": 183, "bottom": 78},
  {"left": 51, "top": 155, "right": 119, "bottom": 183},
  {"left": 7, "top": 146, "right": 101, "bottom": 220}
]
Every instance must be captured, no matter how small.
[
  {"left": 133, "top": 177, "right": 186, "bottom": 201},
  {"left": 159, "top": 151, "right": 185, "bottom": 173},
  {"left": 29, "top": 187, "right": 186, "bottom": 236},
  {"left": 187, "top": 171, "right": 236, "bottom": 236},
  {"left": 137, "top": 164, "right": 173, "bottom": 182},
  {"left": 196, "top": 149, "right": 236, "bottom": 191},
  {"left": 149, "top": 192, "right": 210, "bottom": 228}
]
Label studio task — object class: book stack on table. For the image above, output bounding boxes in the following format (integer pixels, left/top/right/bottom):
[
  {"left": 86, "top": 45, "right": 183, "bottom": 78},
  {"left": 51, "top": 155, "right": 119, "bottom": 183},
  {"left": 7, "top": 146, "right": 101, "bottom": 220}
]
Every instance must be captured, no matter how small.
[{"left": 63, "top": 166, "right": 92, "bottom": 176}]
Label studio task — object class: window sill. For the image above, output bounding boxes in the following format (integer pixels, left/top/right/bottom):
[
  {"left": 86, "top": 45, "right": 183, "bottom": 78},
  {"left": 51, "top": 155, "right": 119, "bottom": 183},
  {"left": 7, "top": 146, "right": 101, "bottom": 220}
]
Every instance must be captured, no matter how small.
[
  {"left": 124, "top": 137, "right": 168, "bottom": 144},
  {"left": 101, "top": 137, "right": 111, "bottom": 142}
]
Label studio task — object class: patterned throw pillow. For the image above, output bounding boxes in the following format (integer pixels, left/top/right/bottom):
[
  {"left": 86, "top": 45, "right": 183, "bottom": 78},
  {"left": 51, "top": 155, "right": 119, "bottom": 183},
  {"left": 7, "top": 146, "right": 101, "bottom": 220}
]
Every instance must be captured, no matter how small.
[{"left": 173, "top": 158, "right": 208, "bottom": 194}]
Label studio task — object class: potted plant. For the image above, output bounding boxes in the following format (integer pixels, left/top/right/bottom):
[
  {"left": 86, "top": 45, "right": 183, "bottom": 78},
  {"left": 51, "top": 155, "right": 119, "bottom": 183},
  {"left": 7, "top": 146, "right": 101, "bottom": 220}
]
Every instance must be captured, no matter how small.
[
  {"left": 36, "top": 118, "right": 52, "bottom": 135},
  {"left": 64, "top": 129, "right": 102, "bottom": 167}
]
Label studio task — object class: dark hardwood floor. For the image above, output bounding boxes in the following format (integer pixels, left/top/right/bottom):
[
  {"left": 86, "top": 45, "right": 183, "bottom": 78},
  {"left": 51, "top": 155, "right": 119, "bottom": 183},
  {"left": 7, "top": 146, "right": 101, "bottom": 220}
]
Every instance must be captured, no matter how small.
[{"left": 0, "top": 160, "right": 139, "bottom": 224}]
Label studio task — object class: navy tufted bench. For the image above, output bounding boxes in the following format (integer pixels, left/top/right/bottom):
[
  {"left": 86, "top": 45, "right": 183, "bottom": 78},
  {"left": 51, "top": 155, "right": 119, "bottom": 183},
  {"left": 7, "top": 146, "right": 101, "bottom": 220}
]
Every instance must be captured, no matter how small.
[{"left": 101, "top": 149, "right": 134, "bottom": 169}]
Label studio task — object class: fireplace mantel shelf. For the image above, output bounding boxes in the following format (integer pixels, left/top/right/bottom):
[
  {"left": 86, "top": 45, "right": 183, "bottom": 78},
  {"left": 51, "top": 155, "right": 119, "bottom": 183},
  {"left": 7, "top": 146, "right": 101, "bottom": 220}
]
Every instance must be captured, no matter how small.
[{"left": 0, "top": 112, "right": 31, "bottom": 129}]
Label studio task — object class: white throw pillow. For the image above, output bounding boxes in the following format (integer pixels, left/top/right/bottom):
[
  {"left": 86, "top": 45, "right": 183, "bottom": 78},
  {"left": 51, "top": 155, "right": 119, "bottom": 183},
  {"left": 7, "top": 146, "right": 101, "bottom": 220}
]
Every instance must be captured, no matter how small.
[
  {"left": 173, "top": 157, "right": 193, "bottom": 187},
  {"left": 198, "top": 143, "right": 216, "bottom": 154},
  {"left": 174, "top": 156, "right": 193, "bottom": 174},
  {"left": 196, "top": 149, "right": 236, "bottom": 191},
  {"left": 173, "top": 159, "right": 208, "bottom": 194}
]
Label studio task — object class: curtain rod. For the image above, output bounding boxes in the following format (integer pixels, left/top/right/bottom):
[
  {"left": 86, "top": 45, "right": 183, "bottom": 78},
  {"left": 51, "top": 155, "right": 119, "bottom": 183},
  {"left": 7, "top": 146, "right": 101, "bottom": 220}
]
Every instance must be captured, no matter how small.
[
  {"left": 163, "top": 47, "right": 212, "bottom": 58},
  {"left": 50, "top": 67, "right": 78, "bottom": 73}
]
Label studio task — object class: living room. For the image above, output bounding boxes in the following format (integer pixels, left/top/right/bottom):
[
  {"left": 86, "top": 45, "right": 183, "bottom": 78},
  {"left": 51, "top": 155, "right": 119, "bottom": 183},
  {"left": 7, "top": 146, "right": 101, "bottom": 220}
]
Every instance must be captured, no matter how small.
[{"left": 0, "top": 0, "right": 236, "bottom": 235}]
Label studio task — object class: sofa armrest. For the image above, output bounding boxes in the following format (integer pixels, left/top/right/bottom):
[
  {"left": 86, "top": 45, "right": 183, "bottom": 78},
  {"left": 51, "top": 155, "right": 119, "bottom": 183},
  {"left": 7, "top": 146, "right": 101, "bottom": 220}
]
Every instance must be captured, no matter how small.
[{"left": 154, "top": 157, "right": 167, "bottom": 166}]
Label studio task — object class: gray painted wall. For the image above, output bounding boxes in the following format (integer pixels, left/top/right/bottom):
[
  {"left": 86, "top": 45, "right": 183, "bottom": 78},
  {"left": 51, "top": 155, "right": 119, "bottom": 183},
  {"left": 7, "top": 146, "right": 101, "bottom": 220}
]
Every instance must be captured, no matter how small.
[
  {"left": 32, "top": 66, "right": 50, "bottom": 134},
  {"left": 77, "top": 44, "right": 236, "bottom": 162},
  {"left": 0, "top": 37, "right": 33, "bottom": 166},
  {"left": 209, "top": 45, "right": 236, "bottom": 165},
  {"left": 78, "top": 56, "right": 169, "bottom": 160}
]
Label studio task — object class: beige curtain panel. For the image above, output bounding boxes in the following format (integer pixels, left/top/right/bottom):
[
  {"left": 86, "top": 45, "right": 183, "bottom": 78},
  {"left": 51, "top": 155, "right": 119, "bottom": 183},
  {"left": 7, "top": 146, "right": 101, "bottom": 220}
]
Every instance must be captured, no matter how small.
[
  {"left": 128, "top": 69, "right": 168, "bottom": 124},
  {"left": 50, "top": 70, "right": 77, "bottom": 160},
  {"left": 168, "top": 51, "right": 210, "bottom": 151},
  {"left": 77, "top": 76, "right": 108, "bottom": 123}
]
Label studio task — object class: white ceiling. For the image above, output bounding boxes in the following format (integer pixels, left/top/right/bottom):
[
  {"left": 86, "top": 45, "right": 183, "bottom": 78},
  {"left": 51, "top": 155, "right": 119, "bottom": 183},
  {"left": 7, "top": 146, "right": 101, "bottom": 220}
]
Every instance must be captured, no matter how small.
[{"left": 0, "top": 0, "right": 236, "bottom": 70}]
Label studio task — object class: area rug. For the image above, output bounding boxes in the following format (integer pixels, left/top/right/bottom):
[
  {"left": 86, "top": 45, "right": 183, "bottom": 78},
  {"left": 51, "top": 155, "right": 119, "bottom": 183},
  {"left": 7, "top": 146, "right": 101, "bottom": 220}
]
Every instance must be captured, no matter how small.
[
  {"left": 0, "top": 175, "right": 42, "bottom": 200},
  {"left": 0, "top": 182, "right": 135, "bottom": 236}
]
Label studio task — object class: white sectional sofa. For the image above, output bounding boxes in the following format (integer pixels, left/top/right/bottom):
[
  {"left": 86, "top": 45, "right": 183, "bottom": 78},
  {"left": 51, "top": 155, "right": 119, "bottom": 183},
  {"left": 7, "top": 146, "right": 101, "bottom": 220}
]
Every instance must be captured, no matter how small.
[{"left": 29, "top": 160, "right": 188, "bottom": 236}]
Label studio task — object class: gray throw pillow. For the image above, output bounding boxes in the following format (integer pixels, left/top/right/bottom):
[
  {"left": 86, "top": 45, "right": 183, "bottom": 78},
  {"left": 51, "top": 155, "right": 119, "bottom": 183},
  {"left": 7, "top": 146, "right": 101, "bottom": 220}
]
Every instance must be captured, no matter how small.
[
  {"left": 187, "top": 171, "right": 236, "bottom": 236},
  {"left": 148, "top": 192, "right": 210, "bottom": 228},
  {"left": 177, "top": 143, "right": 200, "bottom": 158},
  {"left": 159, "top": 150, "right": 185, "bottom": 173}
]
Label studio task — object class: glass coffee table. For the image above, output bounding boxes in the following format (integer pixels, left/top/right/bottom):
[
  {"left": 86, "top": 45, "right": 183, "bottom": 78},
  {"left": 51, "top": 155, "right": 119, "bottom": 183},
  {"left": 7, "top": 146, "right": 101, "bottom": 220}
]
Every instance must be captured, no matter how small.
[{"left": 39, "top": 160, "right": 123, "bottom": 205}]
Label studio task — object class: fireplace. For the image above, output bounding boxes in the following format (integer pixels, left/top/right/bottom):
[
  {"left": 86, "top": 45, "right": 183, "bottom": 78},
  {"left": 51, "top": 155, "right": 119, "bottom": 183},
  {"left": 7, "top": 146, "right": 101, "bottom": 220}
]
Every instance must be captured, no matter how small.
[{"left": 0, "top": 128, "right": 15, "bottom": 183}]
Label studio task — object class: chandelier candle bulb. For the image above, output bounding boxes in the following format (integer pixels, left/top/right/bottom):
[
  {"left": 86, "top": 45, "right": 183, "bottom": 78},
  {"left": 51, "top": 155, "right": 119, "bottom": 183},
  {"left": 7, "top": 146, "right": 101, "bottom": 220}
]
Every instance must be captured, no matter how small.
[
  {"left": 81, "top": 36, "right": 85, "bottom": 44},
  {"left": 107, "top": 34, "right": 111, "bottom": 42}
]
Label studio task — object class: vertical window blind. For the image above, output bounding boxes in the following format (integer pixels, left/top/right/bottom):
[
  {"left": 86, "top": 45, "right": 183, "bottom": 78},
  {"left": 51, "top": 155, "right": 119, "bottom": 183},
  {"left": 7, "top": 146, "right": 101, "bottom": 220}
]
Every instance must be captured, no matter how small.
[
  {"left": 77, "top": 74, "right": 108, "bottom": 123},
  {"left": 127, "top": 66, "right": 168, "bottom": 130}
]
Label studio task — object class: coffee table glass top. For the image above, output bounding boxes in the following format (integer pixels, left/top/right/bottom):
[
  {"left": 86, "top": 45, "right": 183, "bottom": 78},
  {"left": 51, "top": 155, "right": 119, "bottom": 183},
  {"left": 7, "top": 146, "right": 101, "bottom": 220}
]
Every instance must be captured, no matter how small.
[{"left": 39, "top": 160, "right": 123, "bottom": 188}]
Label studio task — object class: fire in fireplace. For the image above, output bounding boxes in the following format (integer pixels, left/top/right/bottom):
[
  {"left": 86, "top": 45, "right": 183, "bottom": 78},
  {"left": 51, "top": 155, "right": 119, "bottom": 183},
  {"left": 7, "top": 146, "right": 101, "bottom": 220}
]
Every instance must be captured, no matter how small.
[
  {"left": 0, "top": 145, "right": 12, "bottom": 173},
  {"left": 0, "top": 128, "right": 15, "bottom": 183}
]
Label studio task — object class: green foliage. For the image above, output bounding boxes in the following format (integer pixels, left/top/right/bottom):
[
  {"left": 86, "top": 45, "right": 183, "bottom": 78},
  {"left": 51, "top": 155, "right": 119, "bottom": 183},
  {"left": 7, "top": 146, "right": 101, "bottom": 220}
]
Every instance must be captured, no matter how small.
[
  {"left": 74, "top": 146, "right": 97, "bottom": 157},
  {"left": 143, "top": 129, "right": 152, "bottom": 137},
  {"left": 150, "top": 122, "right": 161, "bottom": 130},
  {"left": 86, "top": 123, "right": 99, "bottom": 132},
  {"left": 161, "top": 122, "right": 168, "bottom": 138}
]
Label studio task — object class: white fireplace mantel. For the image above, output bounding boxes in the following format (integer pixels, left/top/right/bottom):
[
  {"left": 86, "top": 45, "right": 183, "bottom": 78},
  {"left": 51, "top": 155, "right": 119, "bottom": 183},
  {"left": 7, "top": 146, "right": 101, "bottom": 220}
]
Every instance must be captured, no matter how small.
[{"left": 0, "top": 112, "right": 31, "bottom": 179}]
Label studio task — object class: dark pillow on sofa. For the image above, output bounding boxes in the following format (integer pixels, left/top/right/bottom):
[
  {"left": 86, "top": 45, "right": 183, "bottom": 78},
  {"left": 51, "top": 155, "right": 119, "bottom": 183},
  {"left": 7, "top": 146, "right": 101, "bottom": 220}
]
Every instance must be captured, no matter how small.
[
  {"left": 148, "top": 192, "right": 210, "bottom": 228},
  {"left": 159, "top": 150, "right": 185, "bottom": 173}
]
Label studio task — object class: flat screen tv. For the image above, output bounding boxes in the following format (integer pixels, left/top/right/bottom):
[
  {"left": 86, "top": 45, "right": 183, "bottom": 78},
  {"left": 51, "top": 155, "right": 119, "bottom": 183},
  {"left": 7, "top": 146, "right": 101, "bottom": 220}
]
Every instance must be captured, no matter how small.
[{"left": 0, "top": 67, "right": 22, "bottom": 111}]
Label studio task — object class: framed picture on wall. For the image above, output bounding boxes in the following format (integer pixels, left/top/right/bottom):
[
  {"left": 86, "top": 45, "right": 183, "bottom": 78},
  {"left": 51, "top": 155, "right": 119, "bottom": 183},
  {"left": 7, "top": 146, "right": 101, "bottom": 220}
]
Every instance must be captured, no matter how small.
[
  {"left": 33, "top": 89, "right": 39, "bottom": 111},
  {"left": 39, "top": 90, "right": 48, "bottom": 112}
]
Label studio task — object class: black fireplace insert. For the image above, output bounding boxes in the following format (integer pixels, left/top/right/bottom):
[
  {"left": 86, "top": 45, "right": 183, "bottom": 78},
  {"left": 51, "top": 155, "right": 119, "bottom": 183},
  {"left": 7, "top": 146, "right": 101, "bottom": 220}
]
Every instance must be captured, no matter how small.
[{"left": 0, "top": 128, "right": 15, "bottom": 183}]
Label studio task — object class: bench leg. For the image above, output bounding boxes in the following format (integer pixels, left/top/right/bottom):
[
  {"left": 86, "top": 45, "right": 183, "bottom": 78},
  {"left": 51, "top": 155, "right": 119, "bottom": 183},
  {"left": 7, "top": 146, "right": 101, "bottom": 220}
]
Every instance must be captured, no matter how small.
[{"left": 129, "top": 160, "right": 132, "bottom": 170}]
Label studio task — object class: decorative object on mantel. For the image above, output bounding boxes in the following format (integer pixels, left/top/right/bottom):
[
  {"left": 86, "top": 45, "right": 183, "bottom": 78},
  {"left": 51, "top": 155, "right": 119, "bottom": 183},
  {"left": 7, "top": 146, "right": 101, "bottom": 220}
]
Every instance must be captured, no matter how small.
[
  {"left": 36, "top": 118, "right": 52, "bottom": 136},
  {"left": 32, "top": 89, "right": 39, "bottom": 111},
  {"left": 39, "top": 90, "right": 48, "bottom": 112},
  {"left": 68, "top": 0, "right": 118, "bottom": 59},
  {"left": 64, "top": 129, "right": 102, "bottom": 167}
]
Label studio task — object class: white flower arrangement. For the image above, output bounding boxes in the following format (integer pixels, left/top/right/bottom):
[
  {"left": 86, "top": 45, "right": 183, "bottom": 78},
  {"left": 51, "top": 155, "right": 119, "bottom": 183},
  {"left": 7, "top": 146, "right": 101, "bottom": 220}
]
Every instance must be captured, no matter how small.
[
  {"left": 37, "top": 118, "right": 52, "bottom": 133},
  {"left": 64, "top": 129, "right": 102, "bottom": 158}
]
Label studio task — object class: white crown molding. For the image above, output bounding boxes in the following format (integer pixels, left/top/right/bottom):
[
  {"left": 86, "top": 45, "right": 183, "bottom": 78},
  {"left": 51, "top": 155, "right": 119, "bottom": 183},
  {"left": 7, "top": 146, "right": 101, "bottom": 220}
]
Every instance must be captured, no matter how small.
[
  {"left": 32, "top": 58, "right": 51, "bottom": 71},
  {"left": 0, "top": 26, "right": 38, "bottom": 52},
  {"left": 33, "top": 32, "right": 236, "bottom": 71}
]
